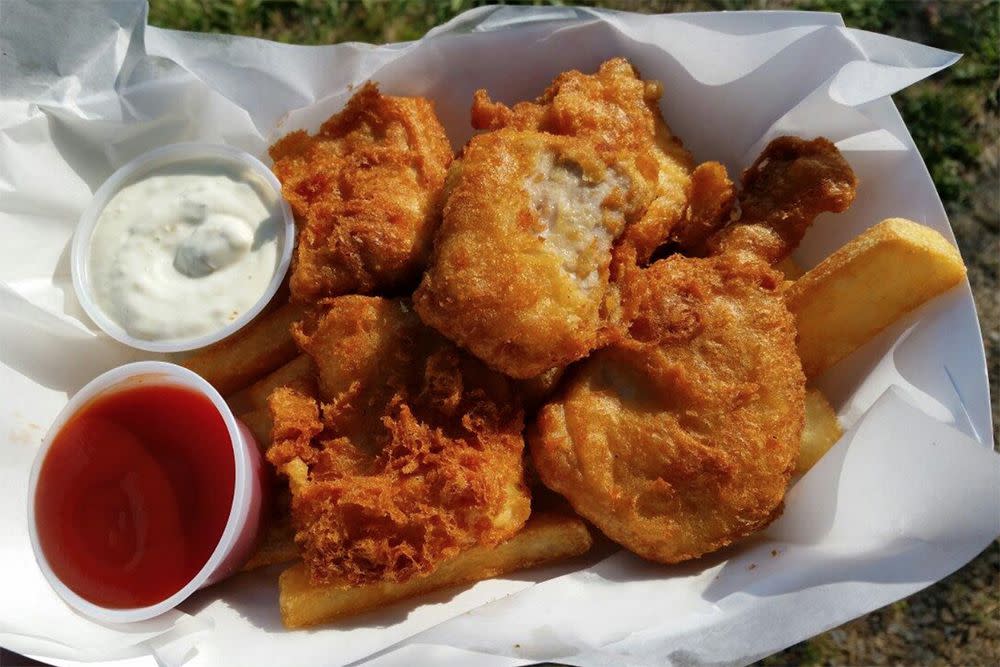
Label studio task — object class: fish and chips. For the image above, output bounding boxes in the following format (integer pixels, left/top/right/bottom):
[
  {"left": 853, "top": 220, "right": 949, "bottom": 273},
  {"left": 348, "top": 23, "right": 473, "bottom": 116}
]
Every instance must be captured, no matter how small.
[{"left": 174, "top": 60, "right": 967, "bottom": 627}]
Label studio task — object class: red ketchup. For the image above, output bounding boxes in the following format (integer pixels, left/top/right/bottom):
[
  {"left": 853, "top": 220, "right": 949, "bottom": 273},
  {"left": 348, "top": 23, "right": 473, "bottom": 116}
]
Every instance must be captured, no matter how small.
[{"left": 34, "top": 384, "right": 235, "bottom": 609}]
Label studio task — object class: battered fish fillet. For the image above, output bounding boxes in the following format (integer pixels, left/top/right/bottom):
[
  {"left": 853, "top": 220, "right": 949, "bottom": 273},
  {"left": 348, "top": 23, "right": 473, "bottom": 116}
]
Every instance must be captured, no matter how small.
[
  {"left": 266, "top": 296, "right": 531, "bottom": 585},
  {"left": 270, "top": 83, "right": 453, "bottom": 302},
  {"left": 531, "top": 136, "right": 856, "bottom": 564},
  {"left": 415, "top": 58, "right": 695, "bottom": 379},
  {"left": 707, "top": 136, "right": 860, "bottom": 263},
  {"left": 415, "top": 129, "right": 636, "bottom": 379},
  {"left": 472, "top": 57, "right": 695, "bottom": 260}
]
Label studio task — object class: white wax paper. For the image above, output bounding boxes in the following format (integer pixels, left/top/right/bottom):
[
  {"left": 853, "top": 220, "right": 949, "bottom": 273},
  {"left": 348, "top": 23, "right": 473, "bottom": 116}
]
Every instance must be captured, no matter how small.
[{"left": 1, "top": 3, "right": 997, "bottom": 667}]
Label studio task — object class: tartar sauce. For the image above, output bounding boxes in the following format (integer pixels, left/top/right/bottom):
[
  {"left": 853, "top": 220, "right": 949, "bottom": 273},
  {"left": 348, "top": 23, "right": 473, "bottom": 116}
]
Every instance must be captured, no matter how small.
[{"left": 88, "top": 167, "right": 278, "bottom": 341}]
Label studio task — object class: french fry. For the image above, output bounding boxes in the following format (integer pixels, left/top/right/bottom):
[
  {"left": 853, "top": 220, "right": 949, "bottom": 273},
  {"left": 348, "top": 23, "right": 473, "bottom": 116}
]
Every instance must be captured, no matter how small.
[
  {"left": 243, "top": 513, "right": 298, "bottom": 572},
  {"left": 237, "top": 406, "right": 294, "bottom": 572},
  {"left": 776, "top": 256, "right": 804, "bottom": 280},
  {"left": 181, "top": 302, "right": 305, "bottom": 395},
  {"left": 228, "top": 354, "right": 315, "bottom": 413},
  {"left": 797, "top": 388, "right": 843, "bottom": 474},
  {"left": 786, "top": 218, "right": 966, "bottom": 379},
  {"left": 278, "top": 512, "right": 593, "bottom": 628},
  {"left": 237, "top": 408, "right": 273, "bottom": 453}
]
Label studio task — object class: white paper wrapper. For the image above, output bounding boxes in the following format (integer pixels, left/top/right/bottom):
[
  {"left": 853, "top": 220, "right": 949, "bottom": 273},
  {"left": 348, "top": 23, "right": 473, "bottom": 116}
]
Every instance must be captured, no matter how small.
[{"left": 1, "top": 3, "right": 996, "bottom": 667}]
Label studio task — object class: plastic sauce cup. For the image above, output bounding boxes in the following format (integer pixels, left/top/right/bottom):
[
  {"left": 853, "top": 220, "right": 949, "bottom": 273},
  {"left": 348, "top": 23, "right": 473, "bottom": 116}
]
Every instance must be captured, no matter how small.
[
  {"left": 27, "top": 361, "right": 269, "bottom": 623},
  {"left": 70, "top": 142, "right": 295, "bottom": 354}
]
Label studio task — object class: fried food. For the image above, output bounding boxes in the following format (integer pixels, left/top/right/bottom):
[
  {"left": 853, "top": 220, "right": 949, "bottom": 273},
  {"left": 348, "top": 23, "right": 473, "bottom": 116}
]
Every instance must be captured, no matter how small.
[
  {"left": 472, "top": 57, "right": 695, "bottom": 252},
  {"left": 141, "top": 52, "right": 978, "bottom": 628},
  {"left": 181, "top": 302, "right": 306, "bottom": 396},
  {"left": 243, "top": 492, "right": 299, "bottom": 572},
  {"left": 232, "top": 407, "right": 299, "bottom": 572},
  {"left": 531, "top": 136, "right": 857, "bottom": 563},
  {"left": 798, "top": 389, "right": 843, "bottom": 474},
  {"left": 668, "top": 161, "right": 735, "bottom": 254},
  {"left": 267, "top": 296, "right": 531, "bottom": 586},
  {"left": 786, "top": 217, "right": 966, "bottom": 378},
  {"left": 237, "top": 408, "right": 272, "bottom": 451},
  {"left": 228, "top": 354, "right": 315, "bottom": 414},
  {"left": 278, "top": 512, "right": 591, "bottom": 628},
  {"left": 532, "top": 255, "right": 803, "bottom": 562},
  {"left": 270, "top": 82, "right": 453, "bottom": 302},
  {"left": 707, "top": 136, "right": 858, "bottom": 263},
  {"left": 415, "top": 130, "right": 636, "bottom": 378},
  {"left": 415, "top": 58, "right": 695, "bottom": 378}
]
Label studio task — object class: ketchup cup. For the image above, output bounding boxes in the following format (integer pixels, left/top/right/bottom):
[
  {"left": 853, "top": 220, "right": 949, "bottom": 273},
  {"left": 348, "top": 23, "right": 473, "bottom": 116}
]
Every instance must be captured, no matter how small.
[{"left": 27, "top": 361, "right": 268, "bottom": 623}]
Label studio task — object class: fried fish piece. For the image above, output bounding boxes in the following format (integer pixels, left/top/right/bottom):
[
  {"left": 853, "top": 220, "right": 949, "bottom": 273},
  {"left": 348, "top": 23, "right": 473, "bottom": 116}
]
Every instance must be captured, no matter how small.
[
  {"left": 470, "top": 58, "right": 692, "bottom": 170},
  {"left": 531, "top": 136, "right": 856, "bottom": 564},
  {"left": 669, "top": 161, "right": 736, "bottom": 254},
  {"left": 270, "top": 83, "right": 453, "bottom": 302},
  {"left": 416, "top": 58, "right": 695, "bottom": 379},
  {"left": 267, "top": 296, "right": 531, "bottom": 585},
  {"left": 707, "top": 136, "right": 857, "bottom": 263},
  {"left": 415, "top": 130, "right": 637, "bottom": 379}
]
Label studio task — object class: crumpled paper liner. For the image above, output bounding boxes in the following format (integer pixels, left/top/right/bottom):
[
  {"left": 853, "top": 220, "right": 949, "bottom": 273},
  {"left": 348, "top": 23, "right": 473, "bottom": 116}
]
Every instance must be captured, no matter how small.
[{"left": 1, "top": 4, "right": 995, "bottom": 666}]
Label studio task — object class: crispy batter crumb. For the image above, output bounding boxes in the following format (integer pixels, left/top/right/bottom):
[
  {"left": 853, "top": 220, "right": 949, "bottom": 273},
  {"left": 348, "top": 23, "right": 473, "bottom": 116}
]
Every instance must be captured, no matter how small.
[
  {"left": 270, "top": 82, "right": 453, "bottom": 301},
  {"left": 268, "top": 296, "right": 531, "bottom": 585}
]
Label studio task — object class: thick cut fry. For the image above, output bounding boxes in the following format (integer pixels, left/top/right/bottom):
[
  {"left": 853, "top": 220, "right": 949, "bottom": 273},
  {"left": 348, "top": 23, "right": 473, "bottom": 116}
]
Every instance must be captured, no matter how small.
[
  {"left": 797, "top": 388, "right": 843, "bottom": 474},
  {"left": 243, "top": 514, "right": 298, "bottom": 571},
  {"left": 786, "top": 218, "right": 967, "bottom": 378},
  {"left": 278, "top": 512, "right": 592, "bottom": 628},
  {"left": 237, "top": 408, "right": 293, "bottom": 571},
  {"left": 776, "top": 256, "right": 804, "bottom": 280},
  {"left": 181, "top": 302, "right": 305, "bottom": 396},
  {"left": 228, "top": 355, "right": 315, "bottom": 413},
  {"left": 238, "top": 409, "right": 272, "bottom": 453}
]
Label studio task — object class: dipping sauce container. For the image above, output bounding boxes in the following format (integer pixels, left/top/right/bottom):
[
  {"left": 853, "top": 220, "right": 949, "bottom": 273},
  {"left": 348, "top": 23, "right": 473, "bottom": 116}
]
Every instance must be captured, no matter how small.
[{"left": 28, "top": 361, "right": 269, "bottom": 622}]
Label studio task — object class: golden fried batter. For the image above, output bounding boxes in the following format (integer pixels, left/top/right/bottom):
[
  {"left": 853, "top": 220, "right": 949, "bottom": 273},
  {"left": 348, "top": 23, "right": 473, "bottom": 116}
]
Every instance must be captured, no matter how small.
[
  {"left": 415, "top": 58, "right": 695, "bottom": 379},
  {"left": 668, "top": 161, "right": 735, "bottom": 254},
  {"left": 270, "top": 83, "right": 453, "bottom": 302},
  {"left": 531, "top": 136, "right": 857, "bottom": 564},
  {"left": 708, "top": 136, "right": 857, "bottom": 263},
  {"left": 471, "top": 57, "right": 692, "bottom": 182},
  {"left": 532, "top": 255, "right": 801, "bottom": 562},
  {"left": 414, "top": 129, "right": 636, "bottom": 379},
  {"left": 475, "top": 56, "right": 696, "bottom": 263},
  {"left": 267, "top": 296, "right": 531, "bottom": 585}
]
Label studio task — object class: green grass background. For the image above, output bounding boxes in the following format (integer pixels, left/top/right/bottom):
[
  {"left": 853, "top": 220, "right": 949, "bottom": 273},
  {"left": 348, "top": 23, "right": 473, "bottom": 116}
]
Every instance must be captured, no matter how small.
[{"left": 148, "top": 1, "right": 999, "bottom": 664}]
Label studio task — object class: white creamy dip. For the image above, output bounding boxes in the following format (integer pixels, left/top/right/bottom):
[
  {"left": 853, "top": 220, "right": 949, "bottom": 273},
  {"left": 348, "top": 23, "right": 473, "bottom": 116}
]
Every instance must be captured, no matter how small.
[{"left": 88, "top": 167, "right": 278, "bottom": 341}]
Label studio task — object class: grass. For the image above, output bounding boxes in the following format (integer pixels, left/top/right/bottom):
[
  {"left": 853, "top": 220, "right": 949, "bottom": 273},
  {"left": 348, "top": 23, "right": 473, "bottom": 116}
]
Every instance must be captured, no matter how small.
[
  {"left": 150, "top": 0, "right": 483, "bottom": 43},
  {"left": 149, "top": 2, "right": 999, "bottom": 665}
]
